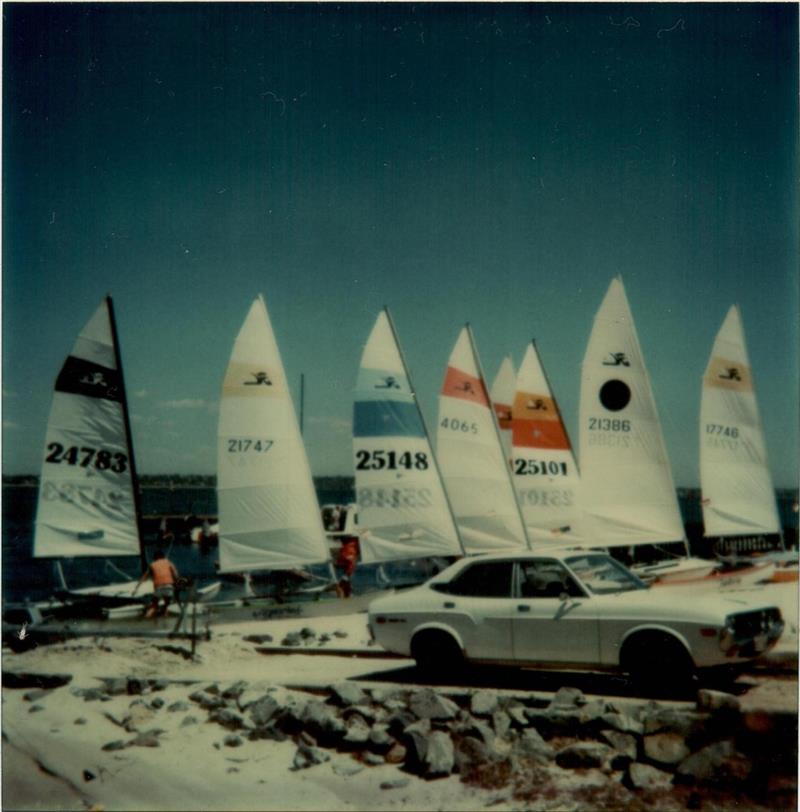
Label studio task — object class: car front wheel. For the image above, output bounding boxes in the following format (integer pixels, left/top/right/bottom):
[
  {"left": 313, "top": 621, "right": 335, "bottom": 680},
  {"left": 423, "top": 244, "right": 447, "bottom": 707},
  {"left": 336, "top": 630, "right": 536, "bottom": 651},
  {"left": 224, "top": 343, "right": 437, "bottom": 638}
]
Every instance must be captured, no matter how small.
[
  {"left": 621, "top": 632, "right": 696, "bottom": 693},
  {"left": 410, "top": 629, "right": 464, "bottom": 677}
]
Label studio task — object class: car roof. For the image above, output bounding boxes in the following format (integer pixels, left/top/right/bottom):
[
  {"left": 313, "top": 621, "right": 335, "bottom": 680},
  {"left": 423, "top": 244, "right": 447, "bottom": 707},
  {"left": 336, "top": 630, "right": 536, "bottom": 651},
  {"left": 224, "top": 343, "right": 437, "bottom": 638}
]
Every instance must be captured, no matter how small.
[{"left": 464, "top": 547, "right": 605, "bottom": 562}]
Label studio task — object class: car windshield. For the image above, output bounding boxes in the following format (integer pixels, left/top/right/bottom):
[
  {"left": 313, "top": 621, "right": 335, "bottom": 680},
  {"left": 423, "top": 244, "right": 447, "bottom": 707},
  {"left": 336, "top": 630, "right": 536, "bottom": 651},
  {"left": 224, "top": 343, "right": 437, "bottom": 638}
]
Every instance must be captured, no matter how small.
[{"left": 565, "top": 554, "right": 647, "bottom": 594}]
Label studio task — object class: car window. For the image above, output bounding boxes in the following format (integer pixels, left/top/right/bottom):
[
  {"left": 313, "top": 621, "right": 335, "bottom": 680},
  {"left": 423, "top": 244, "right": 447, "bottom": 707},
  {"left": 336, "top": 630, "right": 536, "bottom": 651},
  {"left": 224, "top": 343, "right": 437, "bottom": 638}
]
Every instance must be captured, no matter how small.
[
  {"left": 518, "top": 560, "right": 584, "bottom": 598},
  {"left": 565, "top": 553, "right": 647, "bottom": 594},
  {"left": 442, "top": 561, "right": 514, "bottom": 598}
]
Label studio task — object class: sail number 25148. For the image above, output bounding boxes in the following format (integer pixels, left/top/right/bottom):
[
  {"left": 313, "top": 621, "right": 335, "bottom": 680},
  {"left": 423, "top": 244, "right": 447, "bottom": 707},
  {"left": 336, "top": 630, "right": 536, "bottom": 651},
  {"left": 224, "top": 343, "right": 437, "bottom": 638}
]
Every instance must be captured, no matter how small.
[{"left": 355, "top": 450, "right": 429, "bottom": 471}]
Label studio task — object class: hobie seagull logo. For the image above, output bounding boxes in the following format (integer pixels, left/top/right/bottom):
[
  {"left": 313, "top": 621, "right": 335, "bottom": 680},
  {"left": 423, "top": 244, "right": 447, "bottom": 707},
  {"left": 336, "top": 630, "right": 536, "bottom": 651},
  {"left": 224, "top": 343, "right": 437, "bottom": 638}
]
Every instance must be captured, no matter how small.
[
  {"left": 602, "top": 352, "right": 630, "bottom": 367},
  {"left": 718, "top": 367, "right": 741, "bottom": 382},
  {"left": 244, "top": 371, "right": 272, "bottom": 386},
  {"left": 375, "top": 376, "right": 401, "bottom": 390}
]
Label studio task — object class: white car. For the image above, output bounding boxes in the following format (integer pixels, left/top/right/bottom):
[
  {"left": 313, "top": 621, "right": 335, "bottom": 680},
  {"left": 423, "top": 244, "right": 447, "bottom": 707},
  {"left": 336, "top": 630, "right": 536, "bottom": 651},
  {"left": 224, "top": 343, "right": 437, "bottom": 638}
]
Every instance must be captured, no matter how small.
[{"left": 367, "top": 550, "right": 784, "bottom": 686}]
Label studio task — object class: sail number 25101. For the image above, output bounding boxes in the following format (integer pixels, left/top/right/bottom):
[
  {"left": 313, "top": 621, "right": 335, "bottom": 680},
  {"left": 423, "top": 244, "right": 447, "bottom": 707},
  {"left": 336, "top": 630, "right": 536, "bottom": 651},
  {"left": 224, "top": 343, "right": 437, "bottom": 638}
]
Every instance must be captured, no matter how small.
[{"left": 355, "top": 450, "right": 429, "bottom": 471}]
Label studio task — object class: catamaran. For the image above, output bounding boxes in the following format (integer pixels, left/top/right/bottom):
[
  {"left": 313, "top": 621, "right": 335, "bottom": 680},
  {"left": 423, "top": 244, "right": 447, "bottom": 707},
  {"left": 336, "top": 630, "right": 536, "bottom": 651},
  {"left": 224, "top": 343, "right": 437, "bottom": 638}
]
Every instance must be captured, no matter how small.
[
  {"left": 511, "top": 341, "right": 581, "bottom": 543},
  {"left": 575, "top": 277, "right": 717, "bottom": 584},
  {"left": 353, "top": 308, "right": 464, "bottom": 566},
  {"left": 436, "top": 326, "right": 529, "bottom": 553},
  {"left": 216, "top": 295, "right": 333, "bottom": 598}
]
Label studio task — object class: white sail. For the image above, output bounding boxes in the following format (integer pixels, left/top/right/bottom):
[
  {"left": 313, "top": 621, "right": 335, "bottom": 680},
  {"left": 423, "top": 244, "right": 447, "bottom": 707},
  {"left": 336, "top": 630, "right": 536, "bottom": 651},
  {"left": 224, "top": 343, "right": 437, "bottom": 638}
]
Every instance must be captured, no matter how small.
[
  {"left": 700, "top": 305, "right": 781, "bottom": 537},
  {"left": 437, "top": 327, "right": 529, "bottom": 553},
  {"left": 512, "top": 341, "right": 580, "bottom": 542},
  {"left": 217, "top": 296, "right": 329, "bottom": 573},
  {"left": 33, "top": 298, "right": 141, "bottom": 559},
  {"left": 490, "top": 356, "right": 515, "bottom": 462},
  {"left": 576, "top": 278, "right": 685, "bottom": 546},
  {"left": 353, "top": 309, "right": 463, "bottom": 563}
]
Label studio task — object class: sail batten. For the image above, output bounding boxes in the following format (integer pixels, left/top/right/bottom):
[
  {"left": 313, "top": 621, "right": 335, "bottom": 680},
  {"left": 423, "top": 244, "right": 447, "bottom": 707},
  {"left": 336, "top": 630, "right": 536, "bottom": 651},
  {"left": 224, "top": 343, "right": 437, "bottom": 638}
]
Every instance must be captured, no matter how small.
[
  {"left": 437, "top": 327, "right": 529, "bottom": 553},
  {"left": 354, "top": 309, "right": 463, "bottom": 563},
  {"left": 217, "top": 295, "right": 328, "bottom": 573},
  {"left": 33, "top": 298, "right": 141, "bottom": 559},
  {"left": 575, "top": 278, "right": 685, "bottom": 547},
  {"left": 511, "top": 342, "right": 580, "bottom": 542},
  {"left": 700, "top": 305, "right": 780, "bottom": 538}
]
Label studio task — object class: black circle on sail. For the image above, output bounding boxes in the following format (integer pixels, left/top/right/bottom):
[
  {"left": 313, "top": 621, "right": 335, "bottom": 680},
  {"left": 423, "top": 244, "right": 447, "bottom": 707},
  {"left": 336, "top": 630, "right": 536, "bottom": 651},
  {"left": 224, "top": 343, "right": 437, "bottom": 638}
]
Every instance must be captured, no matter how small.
[{"left": 599, "top": 379, "right": 631, "bottom": 412}]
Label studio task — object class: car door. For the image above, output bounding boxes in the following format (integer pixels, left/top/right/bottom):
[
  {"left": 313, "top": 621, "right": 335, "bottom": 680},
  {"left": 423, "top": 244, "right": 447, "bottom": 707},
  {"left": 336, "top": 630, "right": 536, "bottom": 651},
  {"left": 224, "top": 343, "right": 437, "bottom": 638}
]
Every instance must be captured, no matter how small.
[
  {"left": 511, "top": 558, "right": 601, "bottom": 666},
  {"left": 433, "top": 560, "right": 516, "bottom": 662}
]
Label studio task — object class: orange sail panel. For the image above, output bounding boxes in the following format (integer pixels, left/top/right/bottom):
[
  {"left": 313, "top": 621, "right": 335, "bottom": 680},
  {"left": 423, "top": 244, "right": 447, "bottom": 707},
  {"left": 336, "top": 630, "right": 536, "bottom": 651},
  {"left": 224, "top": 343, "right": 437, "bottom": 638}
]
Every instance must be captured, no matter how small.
[
  {"left": 441, "top": 365, "right": 490, "bottom": 406},
  {"left": 512, "top": 392, "right": 571, "bottom": 450}
]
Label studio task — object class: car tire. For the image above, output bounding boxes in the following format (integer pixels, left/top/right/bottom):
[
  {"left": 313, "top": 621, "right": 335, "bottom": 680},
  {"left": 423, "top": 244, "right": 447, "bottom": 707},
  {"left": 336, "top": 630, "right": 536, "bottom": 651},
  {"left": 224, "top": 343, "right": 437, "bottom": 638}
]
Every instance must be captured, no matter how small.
[
  {"left": 622, "top": 632, "right": 696, "bottom": 693},
  {"left": 410, "top": 629, "right": 463, "bottom": 677}
]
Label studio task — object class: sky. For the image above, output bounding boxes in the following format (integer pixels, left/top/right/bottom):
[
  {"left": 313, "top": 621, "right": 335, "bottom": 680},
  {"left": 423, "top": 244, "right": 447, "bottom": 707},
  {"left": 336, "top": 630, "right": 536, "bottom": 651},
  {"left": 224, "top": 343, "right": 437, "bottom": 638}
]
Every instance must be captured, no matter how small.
[{"left": 2, "top": 2, "right": 798, "bottom": 486}]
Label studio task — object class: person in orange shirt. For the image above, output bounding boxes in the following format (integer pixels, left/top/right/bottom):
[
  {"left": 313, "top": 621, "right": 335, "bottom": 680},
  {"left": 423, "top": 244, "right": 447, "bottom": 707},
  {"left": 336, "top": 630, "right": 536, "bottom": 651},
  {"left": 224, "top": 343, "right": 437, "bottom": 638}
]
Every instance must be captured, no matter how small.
[
  {"left": 134, "top": 550, "right": 179, "bottom": 617},
  {"left": 335, "top": 536, "right": 359, "bottom": 599}
]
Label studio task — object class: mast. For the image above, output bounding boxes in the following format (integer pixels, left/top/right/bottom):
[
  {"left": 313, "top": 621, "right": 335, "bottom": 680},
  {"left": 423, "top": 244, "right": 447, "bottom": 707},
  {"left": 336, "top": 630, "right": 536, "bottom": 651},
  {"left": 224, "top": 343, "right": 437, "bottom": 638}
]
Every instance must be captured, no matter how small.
[
  {"left": 299, "top": 373, "right": 305, "bottom": 436},
  {"left": 467, "top": 323, "right": 531, "bottom": 549},
  {"left": 382, "top": 306, "right": 465, "bottom": 555},
  {"left": 106, "top": 295, "right": 147, "bottom": 573}
]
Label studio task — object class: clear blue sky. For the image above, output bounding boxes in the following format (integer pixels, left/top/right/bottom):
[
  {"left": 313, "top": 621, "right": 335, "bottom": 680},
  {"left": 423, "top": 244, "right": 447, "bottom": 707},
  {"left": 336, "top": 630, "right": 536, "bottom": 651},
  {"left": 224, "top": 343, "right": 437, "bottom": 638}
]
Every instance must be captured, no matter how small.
[{"left": 3, "top": 3, "right": 798, "bottom": 486}]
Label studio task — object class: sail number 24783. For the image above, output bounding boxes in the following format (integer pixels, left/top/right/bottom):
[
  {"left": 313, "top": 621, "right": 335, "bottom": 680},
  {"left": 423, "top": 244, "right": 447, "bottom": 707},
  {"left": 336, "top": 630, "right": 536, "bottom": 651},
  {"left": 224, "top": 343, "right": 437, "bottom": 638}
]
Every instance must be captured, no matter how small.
[{"left": 46, "top": 442, "right": 128, "bottom": 473}]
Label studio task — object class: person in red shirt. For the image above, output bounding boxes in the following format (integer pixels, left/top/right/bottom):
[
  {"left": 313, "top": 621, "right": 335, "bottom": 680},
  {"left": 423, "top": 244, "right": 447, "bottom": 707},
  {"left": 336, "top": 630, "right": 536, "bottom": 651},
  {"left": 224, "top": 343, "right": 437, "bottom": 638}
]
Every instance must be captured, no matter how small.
[
  {"left": 335, "top": 536, "right": 359, "bottom": 599},
  {"left": 134, "top": 550, "right": 179, "bottom": 617}
]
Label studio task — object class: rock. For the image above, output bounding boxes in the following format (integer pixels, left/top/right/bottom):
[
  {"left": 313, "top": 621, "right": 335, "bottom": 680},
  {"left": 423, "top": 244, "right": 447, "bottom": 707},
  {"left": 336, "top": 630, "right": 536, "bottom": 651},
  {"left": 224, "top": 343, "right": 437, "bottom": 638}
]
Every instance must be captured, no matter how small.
[
  {"left": 28, "top": 704, "right": 45, "bottom": 713},
  {"left": 642, "top": 708, "right": 706, "bottom": 739},
  {"left": 368, "top": 724, "right": 394, "bottom": 752},
  {"left": 384, "top": 742, "right": 407, "bottom": 764},
  {"left": 243, "top": 634, "right": 274, "bottom": 644},
  {"left": 549, "top": 686, "right": 586, "bottom": 708},
  {"left": 600, "top": 730, "right": 638, "bottom": 763},
  {"left": 517, "top": 727, "right": 554, "bottom": 761},
  {"left": 601, "top": 712, "right": 644, "bottom": 736},
  {"left": 506, "top": 706, "right": 529, "bottom": 728},
  {"left": 150, "top": 697, "right": 165, "bottom": 710},
  {"left": 455, "top": 717, "right": 495, "bottom": 747},
  {"left": 409, "top": 689, "right": 458, "bottom": 721},
  {"left": 318, "top": 633, "right": 331, "bottom": 644},
  {"left": 343, "top": 716, "right": 371, "bottom": 746},
  {"left": 492, "top": 710, "right": 511, "bottom": 739},
  {"left": 643, "top": 732, "right": 690, "bottom": 766},
  {"left": 237, "top": 686, "right": 273, "bottom": 712},
  {"left": 454, "top": 736, "right": 491, "bottom": 773},
  {"left": 363, "top": 752, "right": 385, "bottom": 766},
  {"left": 330, "top": 683, "right": 368, "bottom": 707},
  {"left": 626, "top": 763, "right": 674, "bottom": 791},
  {"left": 581, "top": 699, "right": 609, "bottom": 723},
  {"left": 102, "top": 740, "right": 128, "bottom": 752},
  {"left": 101, "top": 678, "right": 128, "bottom": 696},
  {"left": 23, "top": 688, "right": 53, "bottom": 702},
  {"left": 224, "top": 734, "right": 244, "bottom": 748},
  {"left": 2, "top": 672, "right": 73, "bottom": 690},
  {"left": 333, "top": 630, "right": 348, "bottom": 639},
  {"left": 525, "top": 707, "right": 585, "bottom": 737},
  {"left": 292, "top": 743, "right": 330, "bottom": 770},
  {"left": 210, "top": 708, "right": 247, "bottom": 731},
  {"left": 167, "top": 701, "right": 189, "bottom": 713},
  {"left": 74, "top": 717, "right": 88, "bottom": 725},
  {"left": 301, "top": 700, "right": 346, "bottom": 745},
  {"left": 470, "top": 690, "right": 499, "bottom": 717},
  {"left": 676, "top": 740, "right": 751, "bottom": 786},
  {"left": 696, "top": 689, "right": 740, "bottom": 713},
  {"left": 78, "top": 688, "right": 108, "bottom": 703},
  {"left": 149, "top": 678, "right": 170, "bottom": 692},
  {"left": 555, "top": 742, "right": 611, "bottom": 769},
  {"left": 402, "top": 718, "right": 431, "bottom": 766},
  {"left": 221, "top": 680, "right": 248, "bottom": 701},
  {"left": 203, "top": 683, "right": 220, "bottom": 696},
  {"left": 189, "top": 691, "right": 226, "bottom": 711},
  {"left": 380, "top": 777, "right": 410, "bottom": 790},
  {"left": 131, "top": 730, "right": 162, "bottom": 747},
  {"left": 332, "top": 759, "right": 364, "bottom": 777},
  {"left": 282, "top": 632, "right": 302, "bottom": 647},
  {"left": 180, "top": 715, "right": 199, "bottom": 728},
  {"left": 299, "top": 627, "right": 316, "bottom": 640},
  {"left": 273, "top": 705, "right": 306, "bottom": 736},
  {"left": 126, "top": 677, "right": 146, "bottom": 696},
  {"left": 248, "top": 724, "right": 286, "bottom": 743},
  {"left": 387, "top": 709, "right": 416, "bottom": 738},
  {"left": 248, "top": 695, "right": 280, "bottom": 728},
  {"left": 424, "top": 731, "right": 455, "bottom": 777}
]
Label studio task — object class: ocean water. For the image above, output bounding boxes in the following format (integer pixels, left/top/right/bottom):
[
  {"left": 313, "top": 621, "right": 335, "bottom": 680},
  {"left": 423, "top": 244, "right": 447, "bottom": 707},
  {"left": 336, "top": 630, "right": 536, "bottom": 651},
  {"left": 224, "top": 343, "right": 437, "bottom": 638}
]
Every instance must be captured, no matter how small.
[{"left": 3, "top": 485, "right": 798, "bottom": 603}]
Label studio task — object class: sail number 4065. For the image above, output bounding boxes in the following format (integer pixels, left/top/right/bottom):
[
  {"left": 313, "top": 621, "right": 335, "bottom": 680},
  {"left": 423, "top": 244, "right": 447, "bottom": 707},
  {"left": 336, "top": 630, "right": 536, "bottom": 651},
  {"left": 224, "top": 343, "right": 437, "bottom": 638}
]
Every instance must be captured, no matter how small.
[
  {"left": 439, "top": 417, "right": 478, "bottom": 434},
  {"left": 355, "top": 450, "right": 429, "bottom": 471},
  {"left": 46, "top": 443, "right": 128, "bottom": 473}
]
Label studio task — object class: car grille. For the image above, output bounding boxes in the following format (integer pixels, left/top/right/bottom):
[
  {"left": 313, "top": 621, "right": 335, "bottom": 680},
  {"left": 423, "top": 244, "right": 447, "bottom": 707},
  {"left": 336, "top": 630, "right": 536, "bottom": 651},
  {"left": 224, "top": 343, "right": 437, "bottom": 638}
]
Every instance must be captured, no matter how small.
[{"left": 730, "top": 608, "right": 782, "bottom": 639}]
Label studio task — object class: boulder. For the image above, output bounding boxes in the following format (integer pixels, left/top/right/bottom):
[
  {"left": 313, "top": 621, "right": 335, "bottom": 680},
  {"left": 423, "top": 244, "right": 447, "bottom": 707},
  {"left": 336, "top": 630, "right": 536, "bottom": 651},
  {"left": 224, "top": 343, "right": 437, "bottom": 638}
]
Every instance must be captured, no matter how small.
[
  {"left": 167, "top": 701, "right": 189, "bottom": 713},
  {"left": 301, "top": 700, "right": 346, "bottom": 745},
  {"left": 343, "top": 716, "right": 371, "bottom": 747},
  {"left": 282, "top": 632, "right": 302, "bottom": 647},
  {"left": 516, "top": 727, "right": 554, "bottom": 761},
  {"left": 506, "top": 705, "right": 529, "bottom": 728},
  {"left": 332, "top": 758, "right": 364, "bottom": 777},
  {"left": 248, "top": 695, "right": 280, "bottom": 728},
  {"left": 600, "top": 712, "right": 644, "bottom": 736},
  {"left": 643, "top": 732, "right": 690, "bottom": 766},
  {"left": 189, "top": 691, "right": 226, "bottom": 711},
  {"left": 100, "top": 678, "right": 128, "bottom": 696},
  {"left": 492, "top": 710, "right": 511, "bottom": 739},
  {"left": 642, "top": 708, "right": 706, "bottom": 739},
  {"left": 28, "top": 704, "right": 44, "bottom": 713},
  {"left": 126, "top": 677, "right": 146, "bottom": 696},
  {"left": 149, "top": 678, "right": 170, "bottom": 692},
  {"left": 696, "top": 689, "right": 741, "bottom": 713},
  {"left": 223, "top": 734, "right": 244, "bottom": 748},
  {"left": 549, "top": 686, "right": 586, "bottom": 708},
  {"left": 203, "top": 683, "right": 220, "bottom": 695},
  {"left": 387, "top": 709, "right": 416, "bottom": 738},
  {"left": 368, "top": 724, "right": 394, "bottom": 753},
  {"left": 210, "top": 708, "right": 247, "bottom": 731},
  {"left": 555, "top": 742, "right": 612, "bottom": 769},
  {"left": 292, "top": 743, "right": 330, "bottom": 770},
  {"left": 676, "top": 740, "right": 752, "bottom": 786},
  {"left": 180, "top": 715, "right": 199, "bottom": 728},
  {"left": 363, "top": 752, "right": 385, "bottom": 766},
  {"left": 221, "top": 680, "right": 249, "bottom": 701},
  {"left": 600, "top": 730, "right": 638, "bottom": 763},
  {"left": 384, "top": 742, "right": 407, "bottom": 764},
  {"left": 424, "top": 730, "right": 455, "bottom": 777},
  {"left": 150, "top": 697, "right": 165, "bottom": 710},
  {"left": 626, "top": 763, "right": 674, "bottom": 791},
  {"left": 330, "top": 683, "right": 368, "bottom": 707},
  {"left": 470, "top": 690, "right": 499, "bottom": 717},
  {"left": 402, "top": 718, "right": 431, "bottom": 767},
  {"left": 409, "top": 689, "right": 458, "bottom": 721}
]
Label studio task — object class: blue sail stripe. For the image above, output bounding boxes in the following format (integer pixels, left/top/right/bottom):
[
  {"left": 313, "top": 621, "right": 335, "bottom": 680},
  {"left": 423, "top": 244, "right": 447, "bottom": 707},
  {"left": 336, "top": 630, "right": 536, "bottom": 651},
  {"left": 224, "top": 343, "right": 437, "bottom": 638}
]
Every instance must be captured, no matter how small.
[{"left": 354, "top": 400, "right": 426, "bottom": 438}]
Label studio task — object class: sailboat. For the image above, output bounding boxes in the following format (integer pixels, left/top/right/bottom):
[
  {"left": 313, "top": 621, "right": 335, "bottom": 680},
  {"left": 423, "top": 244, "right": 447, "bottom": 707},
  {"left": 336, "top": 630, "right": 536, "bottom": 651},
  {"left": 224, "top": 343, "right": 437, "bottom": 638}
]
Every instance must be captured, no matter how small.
[
  {"left": 216, "top": 296, "right": 332, "bottom": 590},
  {"left": 511, "top": 341, "right": 580, "bottom": 543},
  {"left": 353, "top": 308, "right": 463, "bottom": 565},
  {"left": 31, "top": 297, "right": 152, "bottom": 608},
  {"left": 490, "top": 356, "right": 516, "bottom": 463},
  {"left": 436, "top": 326, "right": 529, "bottom": 553},
  {"left": 575, "top": 278, "right": 716, "bottom": 582},
  {"left": 698, "top": 305, "right": 787, "bottom": 581}
]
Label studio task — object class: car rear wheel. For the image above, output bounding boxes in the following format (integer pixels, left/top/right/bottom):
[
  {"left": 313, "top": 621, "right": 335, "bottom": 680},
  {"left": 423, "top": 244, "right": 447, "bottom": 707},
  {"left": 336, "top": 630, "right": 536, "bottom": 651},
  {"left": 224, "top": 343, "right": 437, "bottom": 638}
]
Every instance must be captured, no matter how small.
[
  {"left": 621, "top": 632, "right": 696, "bottom": 693},
  {"left": 410, "top": 629, "right": 463, "bottom": 677}
]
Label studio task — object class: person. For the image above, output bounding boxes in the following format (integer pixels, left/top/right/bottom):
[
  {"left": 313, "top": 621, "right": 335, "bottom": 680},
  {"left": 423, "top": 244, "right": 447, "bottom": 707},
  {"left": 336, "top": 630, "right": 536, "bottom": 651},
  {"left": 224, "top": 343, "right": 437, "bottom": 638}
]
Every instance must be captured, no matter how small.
[
  {"left": 134, "top": 550, "right": 179, "bottom": 617},
  {"left": 335, "top": 535, "right": 359, "bottom": 598}
]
